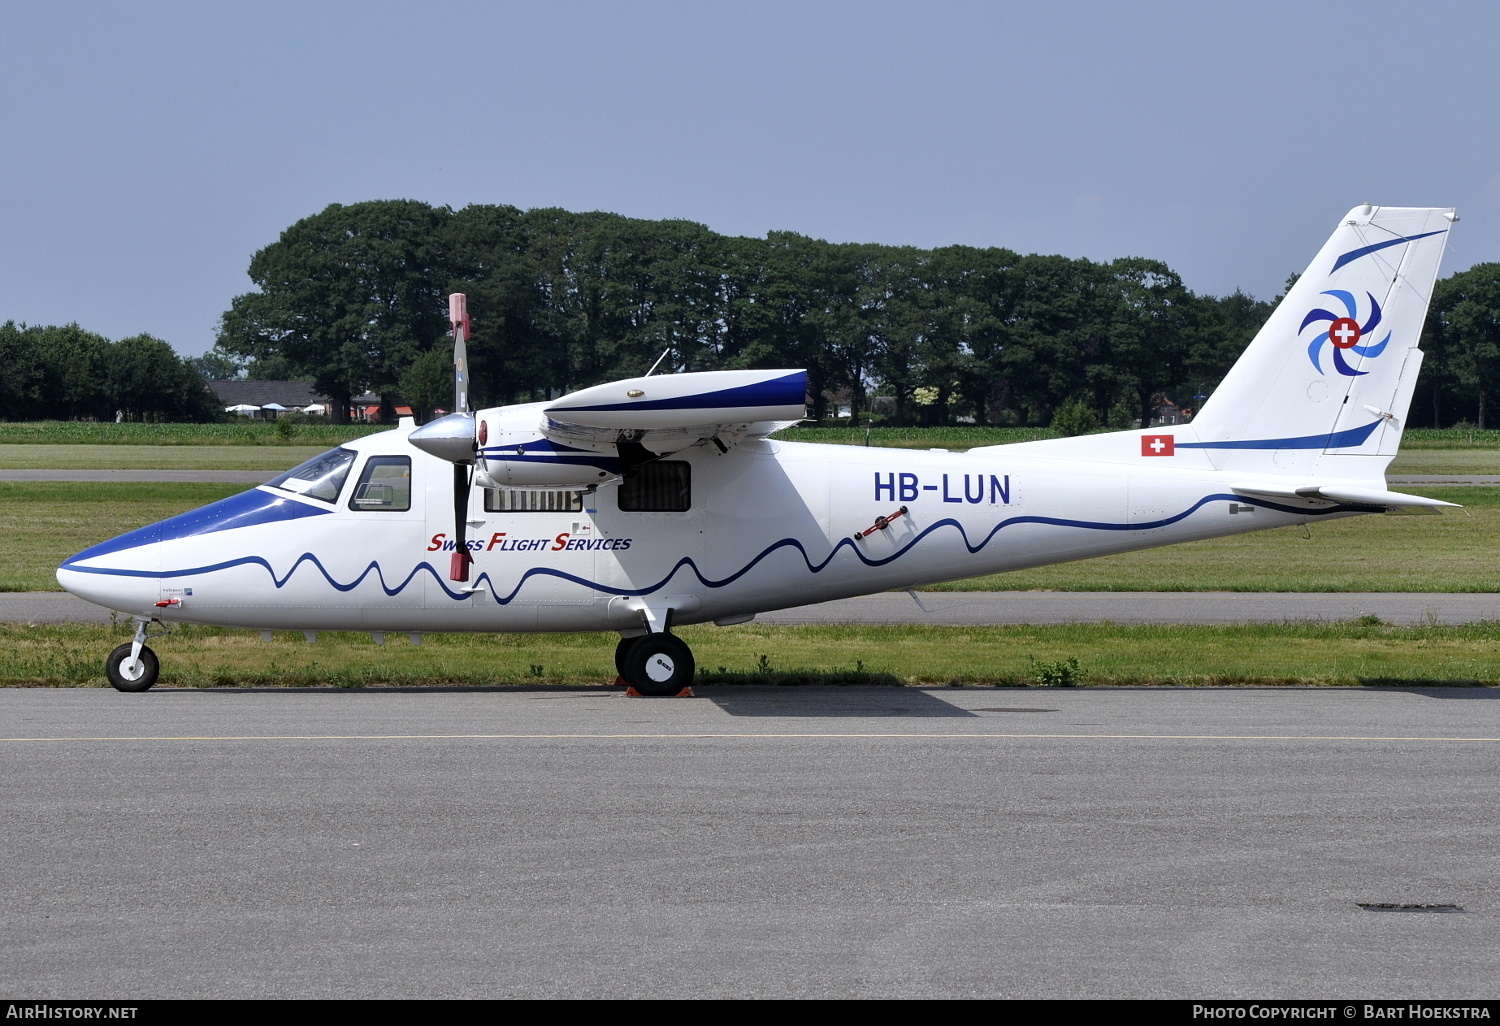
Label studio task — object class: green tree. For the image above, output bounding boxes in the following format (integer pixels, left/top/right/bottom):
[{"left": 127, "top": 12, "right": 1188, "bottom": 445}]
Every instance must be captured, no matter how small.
[
  {"left": 187, "top": 353, "right": 242, "bottom": 380},
  {"left": 1426, "top": 263, "right": 1500, "bottom": 428},
  {"left": 219, "top": 200, "right": 453, "bottom": 422},
  {"left": 107, "top": 334, "right": 220, "bottom": 422}
]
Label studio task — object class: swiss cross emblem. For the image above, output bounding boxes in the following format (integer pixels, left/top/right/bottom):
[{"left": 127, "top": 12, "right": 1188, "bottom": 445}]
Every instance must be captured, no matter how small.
[
  {"left": 1328, "top": 317, "right": 1361, "bottom": 349},
  {"left": 1141, "top": 434, "right": 1174, "bottom": 456}
]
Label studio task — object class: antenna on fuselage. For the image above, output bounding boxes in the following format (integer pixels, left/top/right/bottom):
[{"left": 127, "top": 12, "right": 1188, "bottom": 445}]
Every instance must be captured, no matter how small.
[{"left": 645, "top": 347, "right": 672, "bottom": 377}]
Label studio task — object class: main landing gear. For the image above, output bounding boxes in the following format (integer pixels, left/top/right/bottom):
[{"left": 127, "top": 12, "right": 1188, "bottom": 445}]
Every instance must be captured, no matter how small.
[
  {"left": 105, "top": 617, "right": 162, "bottom": 692},
  {"left": 614, "top": 631, "right": 696, "bottom": 696}
]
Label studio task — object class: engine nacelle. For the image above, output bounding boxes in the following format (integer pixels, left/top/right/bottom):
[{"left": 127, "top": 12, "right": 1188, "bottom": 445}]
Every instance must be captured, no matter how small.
[{"left": 475, "top": 428, "right": 620, "bottom": 490}]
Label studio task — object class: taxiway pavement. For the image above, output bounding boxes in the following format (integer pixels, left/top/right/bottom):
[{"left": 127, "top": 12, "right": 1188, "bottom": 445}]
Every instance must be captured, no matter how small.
[{"left": 3, "top": 685, "right": 1497, "bottom": 998}]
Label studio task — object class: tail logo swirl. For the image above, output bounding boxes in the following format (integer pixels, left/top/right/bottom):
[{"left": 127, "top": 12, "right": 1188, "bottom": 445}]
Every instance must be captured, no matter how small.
[{"left": 1301, "top": 290, "right": 1389, "bottom": 377}]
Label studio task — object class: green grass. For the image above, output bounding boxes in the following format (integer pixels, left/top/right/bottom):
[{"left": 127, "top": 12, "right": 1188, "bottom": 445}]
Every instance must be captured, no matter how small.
[
  {"left": 5, "top": 483, "right": 1496, "bottom": 593},
  {"left": 1397, "top": 427, "right": 1500, "bottom": 448},
  {"left": 0, "top": 482, "right": 246, "bottom": 590},
  {"left": 1387, "top": 450, "right": 1500, "bottom": 475},
  {"left": 0, "top": 444, "right": 329, "bottom": 470},
  {"left": 0, "top": 420, "right": 386, "bottom": 447},
  {"left": 777, "top": 425, "right": 1500, "bottom": 451},
  {"left": 4, "top": 419, "right": 1498, "bottom": 477},
  {"left": 5, "top": 420, "right": 1498, "bottom": 450},
  {"left": 777, "top": 425, "right": 1062, "bottom": 448},
  {"left": 936, "top": 486, "right": 1500, "bottom": 593},
  {"left": 2, "top": 439, "right": 1488, "bottom": 476},
  {"left": 5, "top": 620, "right": 1498, "bottom": 688}
]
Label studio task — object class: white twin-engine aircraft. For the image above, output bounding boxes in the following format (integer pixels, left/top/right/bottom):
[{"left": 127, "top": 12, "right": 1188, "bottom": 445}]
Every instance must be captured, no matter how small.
[{"left": 60, "top": 205, "right": 1458, "bottom": 694}]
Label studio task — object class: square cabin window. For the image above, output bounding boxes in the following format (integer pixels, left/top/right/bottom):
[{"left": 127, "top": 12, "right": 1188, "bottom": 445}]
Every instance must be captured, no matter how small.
[
  {"left": 618, "top": 461, "right": 690, "bottom": 512},
  {"left": 349, "top": 455, "right": 411, "bottom": 511}
]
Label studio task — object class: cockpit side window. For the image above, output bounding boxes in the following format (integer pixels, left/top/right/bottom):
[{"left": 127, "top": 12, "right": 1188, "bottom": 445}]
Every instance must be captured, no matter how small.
[
  {"left": 349, "top": 455, "right": 412, "bottom": 511},
  {"left": 265, "top": 447, "right": 357, "bottom": 504}
]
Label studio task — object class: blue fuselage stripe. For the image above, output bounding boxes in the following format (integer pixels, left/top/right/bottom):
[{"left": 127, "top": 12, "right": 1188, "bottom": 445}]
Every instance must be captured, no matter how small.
[{"left": 1177, "top": 419, "right": 1382, "bottom": 450}]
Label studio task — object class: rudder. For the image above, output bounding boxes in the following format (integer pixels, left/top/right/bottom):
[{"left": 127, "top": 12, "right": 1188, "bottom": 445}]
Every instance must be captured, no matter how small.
[{"left": 1188, "top": 204, "right": 1454, "bottom": 479}]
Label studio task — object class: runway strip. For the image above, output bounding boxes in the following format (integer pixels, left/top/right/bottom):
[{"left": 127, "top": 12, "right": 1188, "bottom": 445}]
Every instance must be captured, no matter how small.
[
  {"left": 5, "top": 589, "right": 1498, "bottom": 625},
  {"left": 3, "top": 686, "right": 1498, "bottom": 998},
  {"left": 5, "top": 730, "right": 1499, "bottom": 744}
]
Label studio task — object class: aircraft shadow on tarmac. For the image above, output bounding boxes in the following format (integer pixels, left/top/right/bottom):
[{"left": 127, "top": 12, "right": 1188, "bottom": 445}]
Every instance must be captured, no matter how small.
[
  {"left": 1376, "top": 685, "right": 1500, "bottom": 700},
  {"left": 704, "top": 687, "right": 978, "bottom": 718},
  {"left": 165, "top": 683, "right": 982, "bottom": 717}
]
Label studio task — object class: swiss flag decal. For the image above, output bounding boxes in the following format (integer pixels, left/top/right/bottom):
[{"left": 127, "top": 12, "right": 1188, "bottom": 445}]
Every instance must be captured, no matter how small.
[{"left": 1141, "top": 434, "right": 1175, "bottom": 456}]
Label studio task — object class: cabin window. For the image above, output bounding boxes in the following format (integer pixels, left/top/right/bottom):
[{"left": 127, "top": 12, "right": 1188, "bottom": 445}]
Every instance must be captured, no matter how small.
[
  {"left": 618, "top": 461, "right": 691, "bottom": 512},
  {"left": 266, "top": 446, "right": 356, "bottom": 504},
  {"left": 485, "top": 488, "right": 584, "bottom": 513},
  {"left": 349, "top": 456, "right": 412, "bottom": 511}
]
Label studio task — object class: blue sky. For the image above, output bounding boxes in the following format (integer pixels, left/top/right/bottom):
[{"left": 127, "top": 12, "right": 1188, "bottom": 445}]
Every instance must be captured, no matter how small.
[{"left": 3, "top": 0, "right": 1497, "bottom": 356}]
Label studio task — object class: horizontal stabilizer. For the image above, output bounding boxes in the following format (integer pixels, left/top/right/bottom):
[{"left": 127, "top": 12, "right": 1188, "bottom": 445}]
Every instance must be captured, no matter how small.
[
  {"left": 1230, "top": 481, "right": 1459, "bottom": 509},
  {"left": 544, "top": 369, "right": 806, "bottom": 431}
]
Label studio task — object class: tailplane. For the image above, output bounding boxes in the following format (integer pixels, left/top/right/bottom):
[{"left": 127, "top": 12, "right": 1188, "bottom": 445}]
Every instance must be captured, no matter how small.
[{"left": 1189, "top": 204, "right": 1454, "bottom": 481}]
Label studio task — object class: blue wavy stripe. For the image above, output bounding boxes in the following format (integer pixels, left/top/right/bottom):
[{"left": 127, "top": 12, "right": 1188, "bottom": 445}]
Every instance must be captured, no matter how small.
[
  {"left": 60, "top": 492, "right": 1369, "bottom": 603},
  {"left": 1177, "top": 419, "right": 1382, "bottom": 450},
  {"left": 1330, "top": 230, "right": 1445, "bottom": 273},
  {"left": 63, "top": 488, "right": 330, "bottom": 565},
  {"left": 549, "top": 370, "right": 806, "bottom": 415}
]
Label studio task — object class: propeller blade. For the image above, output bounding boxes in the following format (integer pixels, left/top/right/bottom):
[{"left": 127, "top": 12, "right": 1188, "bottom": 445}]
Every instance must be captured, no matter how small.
[
  {"left": 450, "top": 463, "right": 472, "bottom": 582},
  {"left": 450, "top": 293, "right": 471, "bottom": 416}
]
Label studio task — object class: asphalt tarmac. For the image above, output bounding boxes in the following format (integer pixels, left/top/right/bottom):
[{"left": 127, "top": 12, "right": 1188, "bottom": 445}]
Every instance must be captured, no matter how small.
[{"left": 3, "top": 686, "right": 1497, "bottom": 999}]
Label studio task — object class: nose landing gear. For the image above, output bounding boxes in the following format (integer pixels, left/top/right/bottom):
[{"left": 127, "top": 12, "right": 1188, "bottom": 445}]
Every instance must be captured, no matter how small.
[{"left": 105, "top": 617, "right": 164, "bottom": 692}]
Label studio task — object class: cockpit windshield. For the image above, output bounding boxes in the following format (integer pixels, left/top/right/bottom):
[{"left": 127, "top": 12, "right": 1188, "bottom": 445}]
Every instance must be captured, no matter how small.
[{"left": 265, "top": 446, "right": 357, "bottom": 503}]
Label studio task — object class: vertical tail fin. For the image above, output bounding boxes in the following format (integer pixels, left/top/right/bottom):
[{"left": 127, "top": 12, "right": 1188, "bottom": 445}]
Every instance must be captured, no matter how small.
[{"left": 1189, "top": 205, "right": 1454, "bottom": 479}]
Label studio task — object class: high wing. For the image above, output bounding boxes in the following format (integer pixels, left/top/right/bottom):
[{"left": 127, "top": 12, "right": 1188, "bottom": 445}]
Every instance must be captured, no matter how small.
[{"left": 417, "top": 368, "right": 808, "bottom": 491}]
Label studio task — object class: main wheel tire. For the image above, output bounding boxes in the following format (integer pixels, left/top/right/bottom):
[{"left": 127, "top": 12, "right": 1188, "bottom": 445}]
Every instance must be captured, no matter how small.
[
  {"left": 622, "top": 634, "right": 695, "bottom": 696},
  {"left": 614, "top": 636, "right": 639, "bottom": 678},
  {"left": 106, "top": 643, "right": 159, "bottom": 692}
]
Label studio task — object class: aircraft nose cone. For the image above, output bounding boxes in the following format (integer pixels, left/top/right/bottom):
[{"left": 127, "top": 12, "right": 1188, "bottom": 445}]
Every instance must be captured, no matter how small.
[{"left": 57, "top": 521, "right": 162, "bottom": 615}]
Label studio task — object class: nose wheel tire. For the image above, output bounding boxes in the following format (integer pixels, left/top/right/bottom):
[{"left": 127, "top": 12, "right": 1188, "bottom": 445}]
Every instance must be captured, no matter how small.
[
  {"left": 622, "top": 634, "right": 695, "bottom": 696},
  {"left": 106, "top": 643, "right": 159, "bottom": 692}
]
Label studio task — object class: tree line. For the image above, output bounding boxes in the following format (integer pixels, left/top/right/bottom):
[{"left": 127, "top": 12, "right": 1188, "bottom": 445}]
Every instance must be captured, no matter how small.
[
  {"left": 4, "top": 200, "right": 1497, "bottom": 428},
  {"left": 0, "top": 323, "right": 221, "bottom": 422},
  {"left": 213, "top": 199, "right": 1284, "bottom": 427}
]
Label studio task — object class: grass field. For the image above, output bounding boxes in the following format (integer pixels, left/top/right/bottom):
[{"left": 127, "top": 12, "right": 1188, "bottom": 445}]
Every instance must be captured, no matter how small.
[
  {"left": 0, "top": 442, "right": 1492, "bottom": 476},
  {"left": 3, "top": 482, "right": 1494, "bottom": 593},
  {"left": 0, "top": 421, "right": 385, "bottom": 447},
  {"left": 5, "top": 419, "right": 1500, "bottom": 449},
  {"left": 934, "top": 486, "right": 1500, "bottom": 593},
  {"left": 6, "top": 620, "right": 1497, "bottom": 688},
  {"left": 0, "top": 444, "right": 329, "bottom": 470},
  {"left": 0, "top": 482, "right": 244, "bottom": 590}
]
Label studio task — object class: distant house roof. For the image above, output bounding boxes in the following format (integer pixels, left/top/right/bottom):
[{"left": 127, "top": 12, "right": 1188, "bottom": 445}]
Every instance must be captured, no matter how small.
[{"left": 209, "top": 381, "right": 328, "bottom": 408}]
